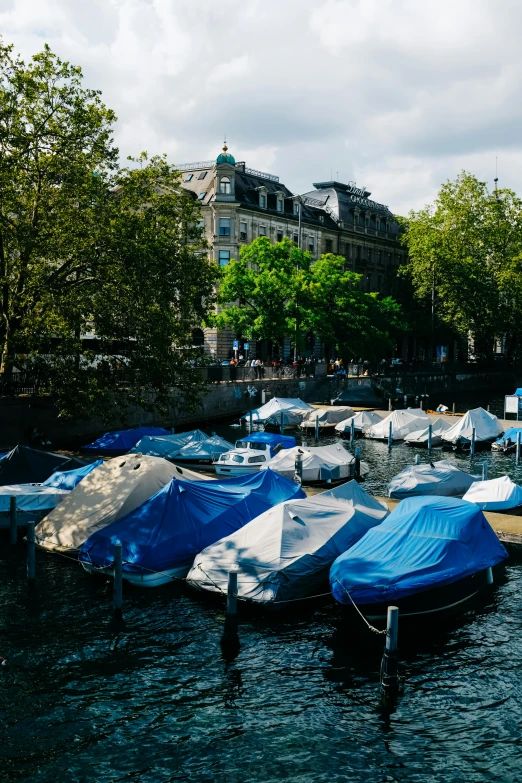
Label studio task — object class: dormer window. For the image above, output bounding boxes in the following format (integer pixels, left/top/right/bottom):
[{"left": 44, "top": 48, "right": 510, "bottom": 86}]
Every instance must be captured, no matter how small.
[
  {"left": 198, "top": 171, "right": 207, "bottom": 180},
  {"left": 294, "top": 202, "right": 300, "bottom": 215},
  {"left": 259, "top": 193, "right": 266, "bottom": 208},
  {"left": 219, "top": 177, "right": 231, "bottom": 195},
  {"left": 185, "top": 173, "right": 194, "bottom": 182},
  {"left": 277, "top": 197, "right": 283, "bottom": 212}
]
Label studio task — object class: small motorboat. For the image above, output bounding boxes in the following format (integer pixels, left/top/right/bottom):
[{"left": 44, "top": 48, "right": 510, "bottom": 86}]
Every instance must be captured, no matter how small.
[
  {"left": 42, "top": 460, "right": 103, "bottom": 490},
  {"left": 365, "top": 409, "right": 430, "bottom": 441},
  {"left": 82, "top": 426, "right": 170, "bottom": 456},
  {"left": 130, "top": 430, "right": 208, "bottom": 459},
  {"left": 442, "top": 408, "right": 503, "bottom": 452},
  {"left": 404, "top": 417, "right": 452, "bottom": 447},
  {"left": 388, "top": 460, "right": 478, "bottom": 499},
  {"left": 300, "top": 406, "right": 354, "bottom": 431},
  {"left": 0, "top": 445, "right": 87, "bottom": 486},
  {"left": 330, "top": 496, "right": 508, "bottom": 619},
  {"left": 0, "top": 484, "right": 70, "bottom": 528},
  {"left": 463, "top": 476, "right": 522, "bottom": 510},
  {"left": 491, "top": 427, "right": 522, "bottom": 454},
  {"left": 173, "top": 435, "right": 234, "bottom": 465},
  {"left": 242, "top": 397, "right": 313, "bottom": 428},
  {"left": 263, "top": 444, "right": 369, "bottom": 485},
  {"left": 335, "top": 410, "right": 382, "bottom": 437},
  {"left": 214, "top": 432, "right": 296, "bottom": 476}
]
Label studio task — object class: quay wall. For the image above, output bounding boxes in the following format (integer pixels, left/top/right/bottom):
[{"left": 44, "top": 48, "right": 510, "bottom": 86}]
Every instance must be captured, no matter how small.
[{"left": 344, "top": 369, "right": 515, "bottom": 398}]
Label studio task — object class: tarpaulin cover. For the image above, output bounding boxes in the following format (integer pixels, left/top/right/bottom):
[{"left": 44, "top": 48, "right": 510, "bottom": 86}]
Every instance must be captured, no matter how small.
[
  {"left": 442, "top": 408, "right": 503, "bottom": 444},
  {"left": 335, "top": 410, "right": 382, "bottom": 434},
  {"left": 130, "top": 430, "right": 208, "bottom": 458},
  {"left": 82, "top": 426, "right": 170, "bottom": 455},
  {"left": 0, "top": 446, "right": 86, "bottom": 486},
  {"left": 366, "top": 409, "right": 430, "bottom": 441},
  {"left": 174, "top": 435, "right": 234, "bottom": 462},
  {"left": 493, "top": 428, "right": 522, "bottom": 447},
  {"left": 463, "top": 476, "right": 522, "bottom": 510},
  {"left": 330, "top": 495, "right": 508, "bottom": 605},
  {"left": 300, "top": 407, "right": 354, "bottom": 428},
  {"left": 0, "top": 484, "right": 69, "bottom": 512},
  {"left": 187, "top": 481, "right": 388, "bottom": 604},
  {"left": 237, "top": 432, "right": 296, "bottom": 454},
  {"left": 263, "top": 444, "right": 369, "bottom": 482},
  {"left": 242, "top": 397, "right": 313, "bottom": 424},
  {"left": 42, "top": 460, "right": 103, "bottom": 490},
  {"left": 388, "top": 460, "right": 478, "bottom": 499},
  {"left": 515, "top": 389, "right": 522, "bottom": 396},
  {"left": 78, "top": 469, "right": 305, "bottom": 576},
  {"left": 404, "top": 417, "right": 452, "bottom": 445}
]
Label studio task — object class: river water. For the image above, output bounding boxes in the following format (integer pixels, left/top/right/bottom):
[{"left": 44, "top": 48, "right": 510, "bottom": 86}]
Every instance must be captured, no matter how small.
[{"left": 2, "top": 401, "right": 522, "bottom": 782}]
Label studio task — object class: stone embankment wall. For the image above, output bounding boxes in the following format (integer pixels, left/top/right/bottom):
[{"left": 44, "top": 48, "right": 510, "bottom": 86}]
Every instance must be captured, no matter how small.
[{"left": 345, "top": 370, "right": 514, "bottom": 398}]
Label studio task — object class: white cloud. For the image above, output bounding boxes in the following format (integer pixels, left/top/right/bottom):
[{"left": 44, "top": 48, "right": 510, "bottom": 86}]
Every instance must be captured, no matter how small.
[{"left": 1, "top": 0, "right": 522, "bottom": 211}]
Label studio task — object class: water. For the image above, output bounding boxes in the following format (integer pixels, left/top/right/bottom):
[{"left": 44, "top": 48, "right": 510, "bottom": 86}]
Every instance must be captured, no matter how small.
[{"left": 3, "top": 407, "right": 522, "bottom": 782}]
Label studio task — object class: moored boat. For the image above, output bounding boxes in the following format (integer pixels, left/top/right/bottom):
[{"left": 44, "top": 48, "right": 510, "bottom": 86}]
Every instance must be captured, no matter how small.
[
  {"left": 388, "top": 460, "right": 478, "bottom": 499},
  {"left": 491, "top": 427, "right": 522, "bottom": 454},
  {"left": 404, "top": 417, "right": 452, "bottom": 447},
  {"left": 82, "top": 426, "right": 171, "bottom": 456},
  {"left": 173, "top": 435, "right": 234, "bottom": 464},
  {"left": 441, "top": 407, "right": 503, "bottom": 452},
  {"left": 214, "top": 432, "right": 296, "bottom": 476},
  {"left": 365, "top": 409, "right": 430, "bottom": 441},
  {"left": 335, "top": 410, "right": 382, "bottom": 437},
  {"left": 242, "top": 397, "right": 313, "bottom": 428},
  {"left": 462, "top": 476, "right": 522, "bottom": 510},
  {"left": 300, "top": 406, "right": 354, "bottom": 431},
  {"left": 263, "top": 443, "right": 369, "bottom": 485}
]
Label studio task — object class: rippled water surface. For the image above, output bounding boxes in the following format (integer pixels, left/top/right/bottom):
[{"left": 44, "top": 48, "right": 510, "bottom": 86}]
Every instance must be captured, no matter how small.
[{"left": 2, "top": 405, "right": 522, "bottom": 783}]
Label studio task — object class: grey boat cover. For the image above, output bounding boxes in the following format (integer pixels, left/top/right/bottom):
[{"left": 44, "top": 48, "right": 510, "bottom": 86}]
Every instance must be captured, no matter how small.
[
  {"left": 300, "top": 406, "right": 354, "bottom": 428},
  {"left": 263, "top": 444, "right": 369, "bottom": 482},
  {"left": 442, "top": 407, "right": 503, "bottom": 444},
  {"left": 186, "top": 480, "right": 388, "bottom": 605},
  {"left": 242, "top": 397, "right": 313, "bottom": 424},
  {"left": 388, "top": 460, "right": 478, "bottom": 499},
  {"left": 366, "top": 409, "right": 430, "bottom": 441},
  {"left": 404, "top": 417, "right": 452, "bottom": 445},
  {"left": 335, "top": 410, "right": 382, "bottom": 434}
]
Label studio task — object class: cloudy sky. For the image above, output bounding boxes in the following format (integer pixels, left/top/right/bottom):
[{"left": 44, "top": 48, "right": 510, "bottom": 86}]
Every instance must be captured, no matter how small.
[{"left": 1, "top": 0, "right": 520, "bottom": 214}]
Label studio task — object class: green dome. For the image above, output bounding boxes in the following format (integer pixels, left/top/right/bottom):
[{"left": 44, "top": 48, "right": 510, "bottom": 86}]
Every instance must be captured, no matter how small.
[{"left": 216, "top": 144, "right": 235, "bottom": 165}]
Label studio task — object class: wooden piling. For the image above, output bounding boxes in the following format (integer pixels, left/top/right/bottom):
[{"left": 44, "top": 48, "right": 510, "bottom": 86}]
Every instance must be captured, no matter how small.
[
  {"left": 350, "top": 417, "right": 355, "bottom": 443},
  {"left": 295, "top": 452, "right": 304, "bottom": 482},
  {"left": 113, "top": 543, "right": 123, "bottom": 618},
  {"left": 427, "top": 424, "right": 433, "bottom": 452},
  {"left": 517, "top": 431, "right": 521, "bottom": 464},
  {"left": 486, "top": 566, "right": 494, "bottom": 585},
  {"left": 221, "top": 567, "right": 240, "bottom": 654},
  {"left": 388, "top": 398, "right": 392, "bottom": 411},
  {"left": 171, "top": 427, "right": 175, "bottom": 435},
  {"left": 452, "top": 402, "right": 456, "bottom": 415},
  {"left": 354, "top": 446, "right": 361, "bottom": 481},
  {"left": 315, "top": 416, "right": 320, "bottom": 440},
  {"left": 388, "top": 421, "right": 393, "bottom": 448},
  {"left": 27, "top": 521, "right": 36, "bottom": 584},
  {"left": 381, "top": 606, "right": 399, "bottom": 696},
  {"left": 280, "top": 411, "right": 285, "bottom": 436},
  {"left": 482, "top": 462, "right": 488, "bottom": 481},
  {"left": 9, "top": 495, "right": 17, "bottom": 545},
  {"left": 414, "top": 455, "right": 420, "bottom": 465},
  {"left": 471, "top": 427, "right": 476, "bottom": 457}
]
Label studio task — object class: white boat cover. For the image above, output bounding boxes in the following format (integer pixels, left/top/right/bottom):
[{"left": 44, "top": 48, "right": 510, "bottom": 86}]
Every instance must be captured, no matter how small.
[
  {"left": 366, "top": 409, "right": 430, "bottom": 441},
  {"left": 263, "top": 444, "right": 369, "bottom": 482},
  {"left": 335, "top": 410, "right": 383, "bottom": 434},
  {"left": 35, "top": 454, "right": 179, "bottom": 552},
  {"left": 388, "top": 460, "right": 478, "bottom": 499},
  {"left": 242, "top": 397, "right": 313, "bottom": 424},
  {"left": 463, "top": 476, "right": 522, "bottom": 510},
  {"left": 186, "top": 480, "right": 388, "bottom": 604},
  {"left": 300, "top": 407, "right": 354, "bottom": 428},
  {"left": 404, "top": 417, "right": 452, "bottom": 445},
  {"left": 0, "top": 484, "right": 69, "bottom": 512},
  {"left": 130, "top": 430, "right": 208, "bottom": 458},
  {"left": 442, "top": 407, "right": 503, "bottom": 445}
]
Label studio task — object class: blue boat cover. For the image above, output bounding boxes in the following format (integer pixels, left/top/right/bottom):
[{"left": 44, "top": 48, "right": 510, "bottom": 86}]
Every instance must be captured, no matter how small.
[
  {"left": 494, "top": 427, "right": 522, "bottom": 446},
  {"left": 82, "top": 427, "right": 170, "bottom": 454},
  {"left": 236, "top": 432, "right": 296, "bottom": 455},
  {"left": 0, "top": 446, "right": 86, "bottom": 486},
  {"left": 330, "top": 496, "right": 508, "bottom": 605},
  {"left": 42, "top": 460, "right": 103, "bottom": 490},
  {"left": 129, "top": 430, "right": 208, "bottom": 458},
  {"left": 79, "top": 469, "right": 305, "bottom": 574},
  {"left": 515, "top": 389, "right": 522, "bottom": 396}
]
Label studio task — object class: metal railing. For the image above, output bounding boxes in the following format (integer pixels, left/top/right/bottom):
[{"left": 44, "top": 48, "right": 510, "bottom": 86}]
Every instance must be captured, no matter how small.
[{"left": 197, "top": 364, "right": 327, "bottom": 384}]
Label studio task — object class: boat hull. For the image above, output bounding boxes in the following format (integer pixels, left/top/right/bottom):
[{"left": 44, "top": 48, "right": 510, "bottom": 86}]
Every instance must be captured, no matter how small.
[
  {"left": 214, "top": 464, "right": 262, "bottom": 476},
  {"left": 81, "top": 560, "right": 191, "bottom": 587}
]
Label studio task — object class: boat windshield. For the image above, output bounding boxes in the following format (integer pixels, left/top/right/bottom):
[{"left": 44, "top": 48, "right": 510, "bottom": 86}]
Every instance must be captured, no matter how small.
[
  {"left": 231, "top": 455, "right": 244, "bottom": 463},
  {"left": 235, "top": 441, "right": 267, "bottom": 451},
  {"left": 248, "top": 455, "right": 266, "bottom": 463}
]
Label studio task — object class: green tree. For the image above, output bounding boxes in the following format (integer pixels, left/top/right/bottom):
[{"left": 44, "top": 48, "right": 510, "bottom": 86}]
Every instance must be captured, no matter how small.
[{"left": 0, "top": 42, "right": 218, "bottom": 419}]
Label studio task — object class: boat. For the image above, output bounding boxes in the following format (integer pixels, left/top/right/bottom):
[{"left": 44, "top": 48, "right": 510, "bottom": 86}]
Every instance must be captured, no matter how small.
[
  {"left": 330, "top": 386, "right": 383, "bottom": 408},
  {"left": 0, "top": 484, "right": 70, "bottom": 528},
  {"left": 242, "top": 397, "right": 313, "bottom": 427},
  {"left": 129, "top": 430, "right": 208, "bottom": 458},
  {"left": 388, "top": 460, "right": 478, "bottom": 499},
  {"left": 403, "top": 417, "right": 452, "bottom": 447},
  {"left": 462, "top": 476, "right": 522, "bottom": 510},
  {"left": 300, "top": 406, "right": 354, "bottom": 431},
  {"left": 42, "top": 460, "right": 104, "bottom": 490},
  {"left": 441, "top": 407, "right": 503, "bottom": 452},
  {"left": 0, "top": 445, "right": 86, "bottom": 486},
  {"left": 365, "top": 408, "right": 430, "bottom": 441},
  {"left": 335, "top": 410, "right": 383, "bottom": 437},
  {"left": 82, "top": 426, "right": 170, "bottom": 456},
  {"left": 173, "top": 435, "right": 234, "bottom": 464},
  {"left": 35, "top": 454, "right": 179, "bottom": 553},
  {"left": 491, "top": 427, "right": 522, "bottom": 454},
  {"left": 186, "top": 481, "right": 388, "bottom": 606},
  {"left": 330, "top": 495, "right": 508, "bottom": 619},
  {"left": 78, "top": 470, "right": 305, "bottom": 586},
  {"left": 263, "top": 444, "right": 369, "bottom": 484},
  {"left": 214, "top": 432, "right": 296, "bottom": 476}
]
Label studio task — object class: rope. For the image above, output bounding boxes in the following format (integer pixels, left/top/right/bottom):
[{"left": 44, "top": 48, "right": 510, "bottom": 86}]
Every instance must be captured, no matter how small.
[{"left": 333, "top": 580, "right": 386, "bottom": 635}]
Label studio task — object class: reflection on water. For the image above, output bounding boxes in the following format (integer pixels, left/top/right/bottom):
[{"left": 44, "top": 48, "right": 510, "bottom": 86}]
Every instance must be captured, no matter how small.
[{"left": 2, "top": 404, "right": 522, "bottom": 782}]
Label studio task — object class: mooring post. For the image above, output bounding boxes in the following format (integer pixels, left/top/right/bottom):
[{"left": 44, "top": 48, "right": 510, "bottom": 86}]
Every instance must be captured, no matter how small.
[
  {"left": 388, "top": 398, "right": 392, "bottom": 412},
  {"left": 380, "top": 605, "right": 399, "bottom": 697},
  {"left": 427, "top": 423, "right": 433, "bottom": 452},
  {"left": 113, "top": 542, "right": 123, "bottom": 619},
  {"left": 27, "top": 521, "right": 36, "bottom": 584},
  {"left": 452, "top": 402, "right": 456, "bottom": 416},
  {"left": 249, "top": 409, "right": 253, "bottom": 431},
  {"left": 9, "top": 495, "right": 17, "bottom": 545},
  {"left": 315, "top": 415, "right": 320, "bottom": 441},
  {"left": 420, "top": 399, "right": 423, "bottom": 410},
  {"left": 171, "top": 427, "right": 175, "bottom": 435},
  {"left": 487, "top": 405, "right": 490, "bottom": 413},
  {"left": 471, "top": 426, "right": 476, "bottom": 457},
  {"left": 350, "top": 417, "right": 355, "bottom": 443},
  {"left": 517, "top": 431, "right": 521, "bottom": 464},
  {"left": 415, "top": 454, "right": 420, "bottom": 465},
  {"left": 486, "top": 567, "right": 494, "bottom": 585},
  {"left": 295, "top": 451, "right": 304, "bottom": 482},
  {"left": 280, "top": 411, "right": 285, "bottom": 436},
  {"left": 482, "top": 462, "right": 488, "bottom": 481},
  {"left": 221, "top": 566, "right": 239, "bottom": 654},
  {"left": 355, "top": 446, "right": 361, "bottom": 481},
  {"left": 388, "top": 421, "right": 393, "bottom": 448}
]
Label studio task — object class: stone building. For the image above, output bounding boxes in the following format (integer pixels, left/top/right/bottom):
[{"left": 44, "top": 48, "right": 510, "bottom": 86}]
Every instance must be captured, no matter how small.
[{"left": 178, "top": 145, "right": 405, "bottom": 360}]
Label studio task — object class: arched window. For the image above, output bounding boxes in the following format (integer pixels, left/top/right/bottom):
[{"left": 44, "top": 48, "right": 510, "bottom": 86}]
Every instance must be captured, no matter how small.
[
  {"left": 191, "top": 328, "right": 204, "bottom": 348},
  {"left": 219, "top": 177, "right": 231, "bottom": 194}
]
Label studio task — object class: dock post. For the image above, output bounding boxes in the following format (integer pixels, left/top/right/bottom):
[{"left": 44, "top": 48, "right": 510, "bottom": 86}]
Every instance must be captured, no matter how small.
[
  {"left": 9, "top": 495, "right": 17, "bottom": 545},
  {"left": 486, "top": 566, "right": 494, "bottom": 585},
  {"left": 452, "top": 402, "right": 456, "bottom": 416},
  {"left": 420, "top": 399, "right": 423, "bottom": 410},
  {"left": 414, "top": 455, "right": 420, "bottom": 465},
  {"left": 388, "top": 421, "right": 393, "bottom": 448},
  {"left": 487, "top": 405, "right": 490, "bottom": 413},
  {"left": 315, "top": 415, "right": 320, "bottom": 441},
  {"left": 380, "top": 606, "right": 399, "bottom": 697},
  {"left": 355, "top": 446, "right": 361, "bottom": 481},
  {"left": 517, "top": 431, "right": 521, "bottom": 464},
  {"left": 427, "top": 424, "right": 433, "bottom": 452},
  {"left": 482, "top": 462, "right": 488, "bottom": 481},
  {"left": 280, "top": 411, "right": 285, "bottom": 436},
  {"left": 221, "top": 566, "right": 240, "bottom": 655},
  {"left": 471, "top": 427, "right": 476, "bottom": 457},
  {"left": 249, "top": 409, "right": 253, "bottom": 431},
  {"left": 27, "top": 521, "right": 36, "bottom": 584},
  {"left": 295, "top": 452, "right": 304, "bottom": 482},
  {"left": 113, "top": 543, "right": 123, "bottom": 619},
  {"left": 388, "top": 398, "right": 392, "bottom": 412},
  {"left": 171, "top": 427, "right": 175, "bottom": 435},
  {"left": 350, "top": 417, "right": 355, "bottom": 444}
]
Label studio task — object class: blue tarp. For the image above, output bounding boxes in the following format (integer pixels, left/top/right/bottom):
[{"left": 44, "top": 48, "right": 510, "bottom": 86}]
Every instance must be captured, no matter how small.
[
  {"left": 82, "top": 427, "right": 170, "bottom": 455},
  {"left": 42, "top": 460, "right": 103, "bottom": 490},
  {"left": 515, "top": 389, "right": 522, "bottom": 396},
  {"left": 79, "top": 469, "right": 305, "bottom": 575},
  {"left": 129, "top": 430, "right": 208, "bottom": 458},
  {"left": 236, "top": 432, "right": 296, "bottom": 455},
  {"left": 330, "top": 496, "right": 508, "bottom": 605},
  {"left": 0, "top": 446, "right": 86, "bottom": 486},
  {"left": 494, "top": 427, "right": 522, "bottom": 446}
]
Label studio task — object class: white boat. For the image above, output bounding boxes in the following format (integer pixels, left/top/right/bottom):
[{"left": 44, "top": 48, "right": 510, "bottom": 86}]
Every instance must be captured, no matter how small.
[
  {"left": 442, "top": 408, "right": 503, "bottom": 451},
  {"left": 242, "top": 397, "right": 313, "bottom": 427},
  {"left": 186, "top": 481, "right": 388, "bottom": 606},
  {"left": 300, "top": 406, "right": 354, "bottom": 430},
  {"left": 388, "top": 460, "right": 478, "bottom": 499},
  {"left": 404, "top": 417, "right": 452, "bottom": 447},
  {"left": 335, "top": 410, "right": 383, "bottom": 436},
  {"left": 463, "top": 476, "right": 522, "bottom": 510},
  {"left": 263, "top": 444, "right": 369, "bottom": 484},
  {"left": 214, "top": 432, "right": 296, "bottom": 476},
  {"left": 365, "top": 408, "right": 430, "bottom": 441}
]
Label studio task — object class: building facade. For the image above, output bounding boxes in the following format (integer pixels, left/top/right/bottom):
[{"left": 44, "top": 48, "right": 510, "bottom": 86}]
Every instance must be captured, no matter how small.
[{"left": 178, "top": 145, "right": 405, "bottom": 360}]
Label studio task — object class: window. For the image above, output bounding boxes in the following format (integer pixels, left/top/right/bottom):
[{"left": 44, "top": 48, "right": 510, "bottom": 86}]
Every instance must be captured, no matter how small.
[
  {"left": 277, "top": 230, "right": 283, "bottom": 242},
  {"left": 231, "top": 455, "right": 244, "bottom": 463},
  {"left": 248, "top": 455, "right": 266, "bottom": 464},
  {"left": 185, "top": 173, "right": 194, "bottom": 182},
  {"left": 325, "top": 238, "right": 333, "bottom": 253},
  {"left": 191, "top": 328, "right": 204, "bottom": 347},
  {"left": 197, "top": 219, "right": 205, "bottom": 231},
  {"left": 308, "top": 236, "right": 314, "bottom": 252},
  {"left": 219, "top": 250, "right": 230, "bottom": 266},
  {"left": 376, "top": 219, "right": 380, "bottom": 231},
  {"left": 259, "top": 225, "right": 266, "bottom": 236},
  {"left": 219, "top": 218, "right": 231, "bottom": 236},
  {"left": 198, "top": 171, "right": 207, "bottom": 180},
  {"left": 277, "top": 198, "right": 283, "bottom": 212},
  {"left": 378, "top": 251, "right": 382, "bottom": 263},
  {"left": 240, "top": 221, "right": 247, "bottom": 241},
  {"left": 219, "top": 177, "right": 231, "bottom": 194},
  {"left": 294, "top": 202, "right": 300, "bottom": 215},
  {"left": 198, "top": 192, "right": 206, "bottom": 200},
  {"left": 259, "top": 193, "right": 266, "bottom": 208}
]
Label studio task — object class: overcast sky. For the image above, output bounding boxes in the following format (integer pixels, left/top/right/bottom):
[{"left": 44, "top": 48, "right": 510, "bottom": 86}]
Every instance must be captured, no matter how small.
[{"left": 1, "top": 0, "right": 520, "bottom": 214}]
